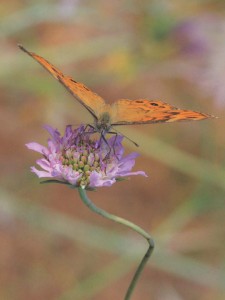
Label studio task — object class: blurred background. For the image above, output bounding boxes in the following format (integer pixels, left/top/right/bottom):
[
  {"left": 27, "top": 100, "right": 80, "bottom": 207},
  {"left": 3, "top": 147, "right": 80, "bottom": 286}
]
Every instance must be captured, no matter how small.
[{"left": 0, "top": 0, "right": 225, "bottom": 299}]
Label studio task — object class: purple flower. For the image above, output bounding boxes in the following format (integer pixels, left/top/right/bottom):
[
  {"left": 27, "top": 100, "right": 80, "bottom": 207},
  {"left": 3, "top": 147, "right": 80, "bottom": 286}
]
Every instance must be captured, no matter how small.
[
  {"left": 171, "top": 18, "right": 211, "bottom": 56},
  {"left": 170, "top": 15, "right": 225, "bottom": 106},
  {"left": 26, "top": 125, "right": 147, "bottom": 189}
]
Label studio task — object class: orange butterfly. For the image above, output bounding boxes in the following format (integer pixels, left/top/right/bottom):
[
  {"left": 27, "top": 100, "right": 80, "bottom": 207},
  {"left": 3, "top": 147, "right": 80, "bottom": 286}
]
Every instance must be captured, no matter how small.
[{"left": 19, "top": 45, "right": 213, "bottom": 140}]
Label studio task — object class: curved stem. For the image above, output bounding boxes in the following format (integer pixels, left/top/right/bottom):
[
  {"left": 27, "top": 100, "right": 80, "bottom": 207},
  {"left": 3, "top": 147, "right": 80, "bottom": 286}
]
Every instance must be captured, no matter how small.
[
  {"left": 78, "top": 187, "right": 154, "bottom": 300},
  {"left": 124, "top": 242, "right": 154, "bottom": 300}
]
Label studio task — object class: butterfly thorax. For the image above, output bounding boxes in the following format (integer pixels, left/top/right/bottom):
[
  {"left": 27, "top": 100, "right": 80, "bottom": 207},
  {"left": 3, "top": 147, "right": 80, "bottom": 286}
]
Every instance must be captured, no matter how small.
[{"left": 95, "top": 111, "right": 112, "bottom": 134}]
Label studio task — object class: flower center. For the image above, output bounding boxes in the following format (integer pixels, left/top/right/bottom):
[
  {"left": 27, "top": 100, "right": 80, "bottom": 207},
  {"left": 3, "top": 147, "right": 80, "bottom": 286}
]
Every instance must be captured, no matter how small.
[{"left": 60, "top": 144, "right": 102, "bottom": 187}]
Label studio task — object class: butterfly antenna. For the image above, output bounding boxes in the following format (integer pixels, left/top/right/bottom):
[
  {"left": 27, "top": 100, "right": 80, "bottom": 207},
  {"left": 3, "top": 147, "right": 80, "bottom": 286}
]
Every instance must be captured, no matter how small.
[{"left": 112, "top": 127, "right": 139, "bottom": 147}]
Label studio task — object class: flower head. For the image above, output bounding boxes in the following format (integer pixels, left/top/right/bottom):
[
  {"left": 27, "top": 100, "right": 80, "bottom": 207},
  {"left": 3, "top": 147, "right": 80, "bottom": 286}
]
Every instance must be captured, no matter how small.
[{"left": 26, "top": 125, "right": 147, "bottom": 189}]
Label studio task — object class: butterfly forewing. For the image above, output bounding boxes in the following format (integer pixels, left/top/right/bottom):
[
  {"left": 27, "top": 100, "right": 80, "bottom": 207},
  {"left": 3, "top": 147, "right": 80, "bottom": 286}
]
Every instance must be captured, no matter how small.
[
  {"left": 18, "top": 45, "right": 105, "bottom": 119},
  {"left": 111, "top": 99, "right": 212, "bottom": 125}
]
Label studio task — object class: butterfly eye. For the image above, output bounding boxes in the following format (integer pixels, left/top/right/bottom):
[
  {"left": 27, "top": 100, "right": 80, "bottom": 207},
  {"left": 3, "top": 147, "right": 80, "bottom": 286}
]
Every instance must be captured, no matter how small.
[{"left": 150, "top": 103, "right": 159, "bottom": 106}]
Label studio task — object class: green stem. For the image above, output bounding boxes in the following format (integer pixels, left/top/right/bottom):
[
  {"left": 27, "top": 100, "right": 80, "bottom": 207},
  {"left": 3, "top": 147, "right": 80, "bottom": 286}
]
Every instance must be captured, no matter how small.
[{"left": 78, "top": 187, "right": 154, "bottom": 300}]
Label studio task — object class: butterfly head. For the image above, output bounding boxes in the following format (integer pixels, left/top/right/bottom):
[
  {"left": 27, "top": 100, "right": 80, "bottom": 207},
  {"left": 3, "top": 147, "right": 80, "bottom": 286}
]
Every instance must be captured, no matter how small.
[{"left": 95, "top": 112, "right": 112, "bottom": 134}]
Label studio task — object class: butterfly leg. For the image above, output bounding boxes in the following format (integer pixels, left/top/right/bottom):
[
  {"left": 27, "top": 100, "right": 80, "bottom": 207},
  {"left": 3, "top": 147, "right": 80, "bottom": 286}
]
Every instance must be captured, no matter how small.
[
  {"left": 100, "top": 133, "right": 112, "bottom": 160},
  {"left": 109, "top": 131, "right": 118, "bottom": 156},
  {"left": 82, "top": 124, "right": 96, "bottom": 133},
  {"left": 79, "top": 124, "right": 98, "bottom": 139},
  {"left": 103, "top": 131, "right": 120, "bottom": 160}
]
